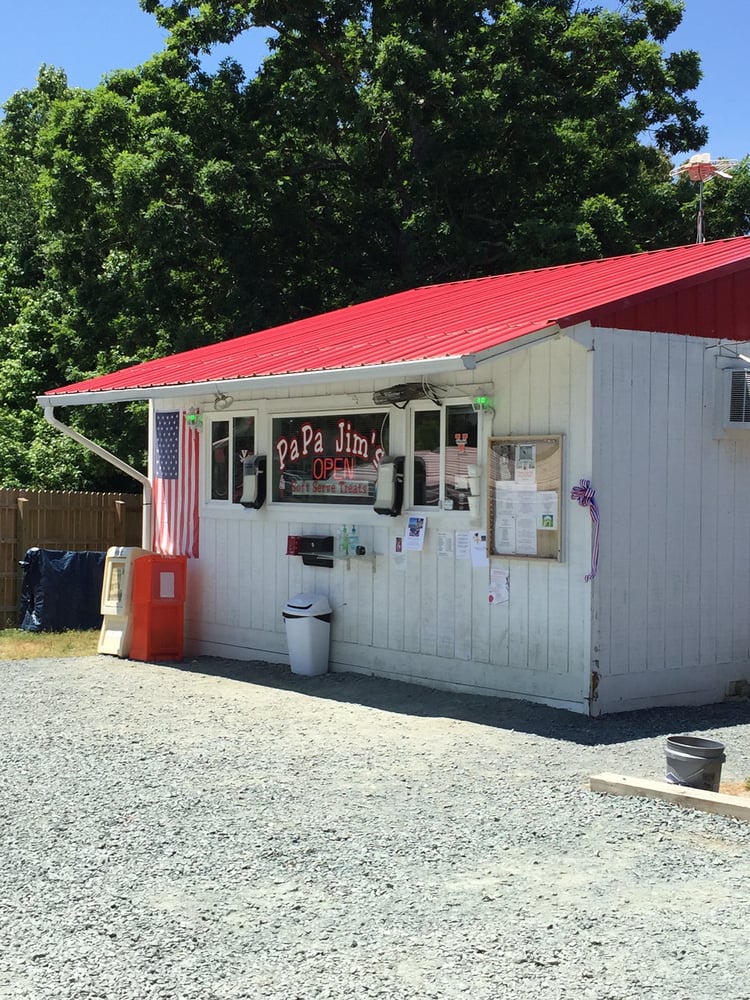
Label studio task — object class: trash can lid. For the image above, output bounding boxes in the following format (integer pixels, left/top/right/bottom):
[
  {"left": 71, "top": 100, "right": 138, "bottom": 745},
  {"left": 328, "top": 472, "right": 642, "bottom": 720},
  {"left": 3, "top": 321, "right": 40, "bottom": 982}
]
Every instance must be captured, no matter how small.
[{"left": 284, "top": 592, "right": 332, "bottom": 616}]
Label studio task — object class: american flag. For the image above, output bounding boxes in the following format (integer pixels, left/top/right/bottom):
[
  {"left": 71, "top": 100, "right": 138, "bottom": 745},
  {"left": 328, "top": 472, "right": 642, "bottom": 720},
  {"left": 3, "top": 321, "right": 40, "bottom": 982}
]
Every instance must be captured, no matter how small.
[{"left": 152, "top": 411, "right": 200, "bottom": 558}]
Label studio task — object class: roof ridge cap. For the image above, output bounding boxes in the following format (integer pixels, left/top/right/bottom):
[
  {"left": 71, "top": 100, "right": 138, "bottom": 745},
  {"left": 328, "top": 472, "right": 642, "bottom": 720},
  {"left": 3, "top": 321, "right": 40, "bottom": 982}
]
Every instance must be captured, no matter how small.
[{"left": 411, "top": 235, "right": 750, "bottom": 293}]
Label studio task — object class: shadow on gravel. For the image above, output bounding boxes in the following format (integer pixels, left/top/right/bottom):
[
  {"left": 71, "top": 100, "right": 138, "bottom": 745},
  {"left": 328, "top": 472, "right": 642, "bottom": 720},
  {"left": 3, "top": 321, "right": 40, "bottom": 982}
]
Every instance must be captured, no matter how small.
[{"left": 160, "top": 656, "right": 750, "bottom": 747}]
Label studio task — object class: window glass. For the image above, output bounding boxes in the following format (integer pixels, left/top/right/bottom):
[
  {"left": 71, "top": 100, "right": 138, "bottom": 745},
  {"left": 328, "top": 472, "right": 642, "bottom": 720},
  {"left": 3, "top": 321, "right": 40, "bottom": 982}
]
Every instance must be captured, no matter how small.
[
  {"left": 272, "top": 413, "right": 388, "bottom": 505},
  {"left": 210, "top": 420, "right": 229, "bottom": 500},
  {"left": 232, "top": 417, "right": 255, "bottom": 501},
  {"left": 210, "top": 416, "right": 255, "bottom": 502},
  {"left": 413, "top": 410, "right": 440, "bottom": 507},
  {"left": 445, "top": 405, "right": 478, "bottom": 511}
]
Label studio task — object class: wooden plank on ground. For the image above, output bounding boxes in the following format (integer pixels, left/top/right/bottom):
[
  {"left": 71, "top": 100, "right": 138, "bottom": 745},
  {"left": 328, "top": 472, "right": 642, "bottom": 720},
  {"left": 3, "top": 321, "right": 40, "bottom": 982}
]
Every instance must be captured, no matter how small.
[{"left": 589, "top": 772, "right": 750, "bottom": 823}]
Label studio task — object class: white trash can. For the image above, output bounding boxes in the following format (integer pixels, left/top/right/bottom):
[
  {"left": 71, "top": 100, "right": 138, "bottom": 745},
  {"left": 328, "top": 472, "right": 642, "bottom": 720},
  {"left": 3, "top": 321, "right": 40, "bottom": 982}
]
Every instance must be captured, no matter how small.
[{"left": 282, "top": 593, "right": 333, "bottom": 676}]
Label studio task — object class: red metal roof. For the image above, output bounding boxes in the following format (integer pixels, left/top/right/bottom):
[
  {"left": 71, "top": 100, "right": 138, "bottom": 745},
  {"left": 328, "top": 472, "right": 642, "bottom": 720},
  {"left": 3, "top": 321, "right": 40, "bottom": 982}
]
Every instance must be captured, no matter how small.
[{"left": 46, "top": 236, "right": 750, "bottom": 398}]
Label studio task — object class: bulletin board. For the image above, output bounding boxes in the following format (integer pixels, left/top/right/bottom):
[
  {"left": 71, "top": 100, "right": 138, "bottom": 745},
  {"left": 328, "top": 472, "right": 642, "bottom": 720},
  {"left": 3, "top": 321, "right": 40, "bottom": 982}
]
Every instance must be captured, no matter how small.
[{"left": 487, "top": 436, "right": 562, "bottom": 560}]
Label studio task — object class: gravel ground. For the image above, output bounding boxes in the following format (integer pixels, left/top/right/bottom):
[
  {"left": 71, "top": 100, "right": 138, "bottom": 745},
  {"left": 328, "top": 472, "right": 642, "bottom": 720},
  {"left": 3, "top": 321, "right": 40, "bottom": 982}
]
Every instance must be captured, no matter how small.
[{"left": 1, "top": 655, "right": 750, "bottom": 1000}]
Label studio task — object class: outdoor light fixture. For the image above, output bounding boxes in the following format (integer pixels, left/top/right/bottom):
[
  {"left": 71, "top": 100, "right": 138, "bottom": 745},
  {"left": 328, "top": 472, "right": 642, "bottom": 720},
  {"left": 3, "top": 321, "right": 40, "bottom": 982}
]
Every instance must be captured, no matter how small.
[
  {"left": 214, "top": 391, "right": 234, "bottom": 411},
  {"left": 185, "top": 407, "right": 202, "bottom": 429},
  {"left": 472, "top": 393, "right": 495, "bottom": 414}
]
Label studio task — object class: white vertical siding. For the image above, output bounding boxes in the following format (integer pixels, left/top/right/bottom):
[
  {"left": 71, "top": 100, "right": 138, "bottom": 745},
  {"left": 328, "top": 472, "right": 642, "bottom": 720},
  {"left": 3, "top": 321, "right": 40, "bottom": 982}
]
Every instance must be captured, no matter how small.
[
  {"left": 663, "top": 338, "right": 690, "bottom": 669},
  {"left": 592, "top": 329, "right": 750, "bottom": 711},
  {"left": 183, "top": 343, "right": 594, "bottom": 710},
  {"left": 731, "top": 449, "right": 750, "bottom": 663}
]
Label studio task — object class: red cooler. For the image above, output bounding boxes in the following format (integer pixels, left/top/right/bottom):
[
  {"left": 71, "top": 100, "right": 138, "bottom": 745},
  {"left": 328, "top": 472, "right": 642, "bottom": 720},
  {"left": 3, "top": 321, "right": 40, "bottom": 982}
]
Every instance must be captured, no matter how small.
[{"left": 129, "top": 554, "right": 187, "bottom": 661}]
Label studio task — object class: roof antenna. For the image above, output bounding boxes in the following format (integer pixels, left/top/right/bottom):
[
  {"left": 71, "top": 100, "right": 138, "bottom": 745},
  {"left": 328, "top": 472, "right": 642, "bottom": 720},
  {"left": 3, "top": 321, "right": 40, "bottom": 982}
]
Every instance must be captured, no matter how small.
[{"left": 670, "top": 153, "right": 737, "bottom": 244}]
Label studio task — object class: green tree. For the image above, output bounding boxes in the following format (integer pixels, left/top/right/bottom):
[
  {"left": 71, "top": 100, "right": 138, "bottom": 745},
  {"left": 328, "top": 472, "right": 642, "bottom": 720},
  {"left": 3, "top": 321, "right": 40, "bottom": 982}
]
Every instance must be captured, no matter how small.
[
  {"left": 4, "top": 1, "right": 750, "bottom": 491},
  {"left": 0, "top": 67, "right": 105, "bottom": 488},
  {"left": 141, "top": 0, "right": 710, "bottom": 283},
  {"left": 0, "top": 56, "right": 273, "bottom": 488}
]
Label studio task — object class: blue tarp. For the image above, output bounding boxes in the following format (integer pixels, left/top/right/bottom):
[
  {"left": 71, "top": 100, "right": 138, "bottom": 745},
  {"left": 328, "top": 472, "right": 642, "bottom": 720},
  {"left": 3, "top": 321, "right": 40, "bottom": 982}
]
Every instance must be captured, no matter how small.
[{"left": 19, "top": 548, "right": 106, "bottom": 632}]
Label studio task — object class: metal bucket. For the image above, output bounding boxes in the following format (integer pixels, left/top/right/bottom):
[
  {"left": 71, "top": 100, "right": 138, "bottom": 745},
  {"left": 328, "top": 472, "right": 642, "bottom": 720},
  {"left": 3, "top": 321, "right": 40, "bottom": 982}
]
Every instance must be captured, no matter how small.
[{"left": 665, "top": 735, "right": 726, "bottom": 792}]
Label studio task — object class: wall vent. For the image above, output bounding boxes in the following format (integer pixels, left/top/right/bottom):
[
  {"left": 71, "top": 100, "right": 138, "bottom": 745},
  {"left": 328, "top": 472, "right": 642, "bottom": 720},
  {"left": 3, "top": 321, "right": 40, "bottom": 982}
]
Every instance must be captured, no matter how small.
[{"left": 727, "top": 369, "right": 750, "bottom": 428}]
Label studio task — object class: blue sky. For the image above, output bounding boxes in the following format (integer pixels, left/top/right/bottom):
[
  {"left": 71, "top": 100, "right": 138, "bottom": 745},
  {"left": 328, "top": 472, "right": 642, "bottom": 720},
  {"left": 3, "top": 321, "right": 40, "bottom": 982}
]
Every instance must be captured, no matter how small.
[{"left": 1, "top": 0, "right": 748, "bottom": 162}]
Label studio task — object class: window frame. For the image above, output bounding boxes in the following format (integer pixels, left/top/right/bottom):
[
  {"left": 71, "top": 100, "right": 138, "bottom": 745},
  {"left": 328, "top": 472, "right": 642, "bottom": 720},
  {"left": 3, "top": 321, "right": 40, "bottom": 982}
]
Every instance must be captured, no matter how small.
[
  {"left": 408, "top": 398, "right": 482, "bottom": 514},
  {"left": 204, "top": 410, "right": 258, "bottom": 506}
]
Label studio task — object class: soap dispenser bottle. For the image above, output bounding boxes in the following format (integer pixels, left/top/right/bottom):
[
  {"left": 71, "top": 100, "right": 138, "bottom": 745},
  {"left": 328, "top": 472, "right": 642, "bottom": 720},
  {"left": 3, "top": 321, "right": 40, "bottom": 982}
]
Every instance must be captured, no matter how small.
[{"left": 339, "top": 525, "right": 350, "bottom": 557}]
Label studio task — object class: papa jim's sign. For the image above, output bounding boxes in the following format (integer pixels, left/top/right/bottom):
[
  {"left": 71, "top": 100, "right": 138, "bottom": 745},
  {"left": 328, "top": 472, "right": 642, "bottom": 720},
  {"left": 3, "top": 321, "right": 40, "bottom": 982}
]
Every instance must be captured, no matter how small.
[{"left": 274, "top": 417, "right": 386, "bottom": 475}]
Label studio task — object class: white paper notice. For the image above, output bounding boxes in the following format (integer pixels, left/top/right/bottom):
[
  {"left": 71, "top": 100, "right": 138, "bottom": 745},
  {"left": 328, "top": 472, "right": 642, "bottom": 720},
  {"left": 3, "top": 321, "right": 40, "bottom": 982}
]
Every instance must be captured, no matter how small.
[
  {"left": 160, "top": 571, "right": 175, "bottom": 599},
  {"left": 515, "top": 444, "right": 536, "bottom": 486},
  {"left": 392, "top": 535, "right": 407, "bottom": 571},
  {"left": 511, "top": 490, "right": 541, "bottom": 514},
  {"left": 455, "top": 531, "right": 471, "bottom": 560},
  {"left": 537, "top": 491, "right": 558, "bottom": 530},
  {"left": 489, "top": 567, "right": 509, "bottom": 605},
  {"left": 437, "top": 531, "right": 454, "bottom": 558},
  {"left": 516, "top": 515, "right": 537, "bottom": 555},
  {"left": 493, "top": 514, "right": 515, "bottom": 554},
  {"left": 404, "top": 515, "right": 427, "bottom": 551},
  {"left": 470, "top": 531, "right": 489, "bottom": 568},
  {"left": 494, "top": 486, "right": 558, "bottom": 553}
]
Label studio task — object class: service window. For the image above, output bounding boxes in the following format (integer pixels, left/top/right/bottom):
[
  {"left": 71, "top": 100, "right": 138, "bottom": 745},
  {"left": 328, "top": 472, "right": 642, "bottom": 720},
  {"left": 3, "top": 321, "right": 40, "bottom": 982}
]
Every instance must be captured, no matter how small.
[
  {"left": 412, "top": 403, "right": 478, "bottom": 511},
  {"left": 208, "top": 415, "right": 256, "bottom": 503},
  {"left": 488, "top": 435, "right": 562, "bottom": 559},
  {"left": 271, "top": 412, "right": 389, "bottom": 505}
]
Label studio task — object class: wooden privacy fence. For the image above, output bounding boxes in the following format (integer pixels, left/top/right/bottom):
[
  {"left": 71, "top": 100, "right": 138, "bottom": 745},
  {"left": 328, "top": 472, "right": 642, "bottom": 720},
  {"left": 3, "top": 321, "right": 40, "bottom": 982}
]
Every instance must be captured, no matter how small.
[{"left": 0, "top": 489, "right": 142, "bottom": 629}]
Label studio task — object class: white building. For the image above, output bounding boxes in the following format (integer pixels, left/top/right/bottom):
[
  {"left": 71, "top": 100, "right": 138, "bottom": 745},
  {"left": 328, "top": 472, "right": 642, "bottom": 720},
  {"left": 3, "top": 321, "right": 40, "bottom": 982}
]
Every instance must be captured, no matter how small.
[{"left": 42, "top": 237, "right": 750, "bottom": 714}]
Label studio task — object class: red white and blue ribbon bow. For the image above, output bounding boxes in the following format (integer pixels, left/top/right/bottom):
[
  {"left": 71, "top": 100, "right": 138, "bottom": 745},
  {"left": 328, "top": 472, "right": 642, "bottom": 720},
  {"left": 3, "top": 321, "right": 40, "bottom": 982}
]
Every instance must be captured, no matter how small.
[{"left": 570, "top": 479, "right": 599, "bottom": 582}]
